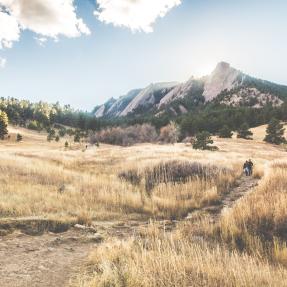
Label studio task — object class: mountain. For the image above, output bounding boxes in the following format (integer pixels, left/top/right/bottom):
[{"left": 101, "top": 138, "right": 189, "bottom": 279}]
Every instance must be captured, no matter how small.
[
  {"left": 94, "top": 62, "right": 287, "bottom": 118},
  {"left": 93, "top": 89, "right": 142, "bottom": 118}
]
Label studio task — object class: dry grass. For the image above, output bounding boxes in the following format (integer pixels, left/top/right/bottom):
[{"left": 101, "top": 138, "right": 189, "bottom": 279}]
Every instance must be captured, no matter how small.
[
  {"left": 75, "top": 224, "right": 287, "bottom": 287},
  {"left": 212, "top": 161, "right": 287, "bottom": 266},
  {"left": 2, "top": 125, "right": 287, "bottom": 286},
  {"left": 0, "top": 124, "right": 286, "bottom": 222}
]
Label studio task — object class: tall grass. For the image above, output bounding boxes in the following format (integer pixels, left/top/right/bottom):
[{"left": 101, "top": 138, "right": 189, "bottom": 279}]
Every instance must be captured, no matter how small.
[
  {"left": 216, "top": 161, "right": 287, "bottom": 264},
  {"left": 75, "top": 224, "right": 287, "bottom": 287}
]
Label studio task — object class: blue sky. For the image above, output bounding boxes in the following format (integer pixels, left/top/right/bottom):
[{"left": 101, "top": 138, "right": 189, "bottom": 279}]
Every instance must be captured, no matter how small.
[{"left": 0, "top": 0, "right": 286, "bottom": 111}]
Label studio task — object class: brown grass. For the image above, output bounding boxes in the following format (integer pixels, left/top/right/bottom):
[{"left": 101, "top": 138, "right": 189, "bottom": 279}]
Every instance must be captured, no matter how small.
[
  {"left": 2, "top": 125, "right": 287, "bottom": 286},
  {"left": 75, "top": 224, "right": 287, "bottom": 287}
]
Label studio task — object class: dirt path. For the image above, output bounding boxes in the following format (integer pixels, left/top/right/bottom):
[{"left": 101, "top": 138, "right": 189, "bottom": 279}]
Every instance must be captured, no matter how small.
[
  {"left": 0, "top": 225, "right": 103, "bottom": 287},
  {"left": 186, "top": 175, "right": 259, "bottom": 223},
  {"left": 0, "top": 176, "right": 259, "bottom": 287}
]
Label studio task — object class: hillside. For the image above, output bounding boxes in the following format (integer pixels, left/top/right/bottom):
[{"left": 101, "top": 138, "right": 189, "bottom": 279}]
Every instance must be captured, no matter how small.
[{"left": 94, "top": 62, "right": 287, "bottom": 118}]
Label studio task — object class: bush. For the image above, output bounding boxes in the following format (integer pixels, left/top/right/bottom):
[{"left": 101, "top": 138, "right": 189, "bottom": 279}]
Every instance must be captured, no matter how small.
[
  {"left": 118, "top": 161, "right": 229, "bottom": 196},
  {"left": 27, "top": 120, "right": 41, "bottom": 131},
  {"left": 159, "top": 122, "right": 179, "bottom": 144},
  {"left": 144, "top": 161, "right": 226, "bottom": 192},
  {"left": 118, "top": 170, "right": 142, "bottom": 186},
  {"left": 90, "top": 124, "right": 158, "bottom": 146},
  {"left": 16, "top": 133, "right": 22, "bottom": 142}
]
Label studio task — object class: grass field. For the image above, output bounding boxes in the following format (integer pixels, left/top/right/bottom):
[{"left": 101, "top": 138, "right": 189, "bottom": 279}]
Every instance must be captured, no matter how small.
[{"left": 1, "top": 125, "right": 287, "bottom": 286}]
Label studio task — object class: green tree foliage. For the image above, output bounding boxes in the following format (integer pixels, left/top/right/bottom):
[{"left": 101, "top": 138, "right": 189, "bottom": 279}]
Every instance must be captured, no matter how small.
[
  {"left": 27, "top": 120, "right": 42, "bottom": 131},
  {"left": 237, "top": 123, "right": 253, "bottom": 140},
  {"left": 264, "top": 118, "right": 286, "bottom": 145},
  {"left": 0, "top": 97, "right": 104, "bottom": 132},
  {"left": 58, "top": 128, "right": 66, "bottom": 137},
  {"left": 65, "top": 141, "right": 69, "bottom": 148},
  {"left": 74, "top": 131, "right": 81, "bottom": 143},
  {"left": 47, "top": 129, "right": 56, "bottom": 142},
  {"left": 218, "top": 125, "right": 233, "bottom": 138},
  {"left": 16, "top": 133, "right": 23, "bottom": 142},
  {"left": 55, "top": 135, "right": 60, "bottom": 142},
  {"left": 0, "top": 110, "right": 8, "bottom": 140},
  {"left": 192, "top": 131, "right": 216, "bottom": 150}
]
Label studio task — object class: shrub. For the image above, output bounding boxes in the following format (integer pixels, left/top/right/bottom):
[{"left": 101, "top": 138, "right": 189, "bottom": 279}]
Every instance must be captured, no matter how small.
[
  {"left": 27, "top": 120, "right": 40, "bottom": 131},
  {"left": 90, "top": 124, "right": 158, "bottom": 146},
  {"left": 144, "top": 161, "right": 228, "bottom": 192},
  {"left": 159, "top": 122, "right": 179, "bottom": 144},
  {"left": 118, "top": 170, "right": 142, "bottom": 186},
  {"left": 16, "top": 133, "right": 23, "bottom": 142}
]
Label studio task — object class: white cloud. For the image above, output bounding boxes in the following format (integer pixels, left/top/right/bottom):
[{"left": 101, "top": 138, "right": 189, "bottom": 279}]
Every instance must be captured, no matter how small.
[
  {"left": 0, "top": 57, "right": 6, "bottom": 68},
  {"left": 95, "top": 0, "right": 181, "bottom": 33},
  {"left": 0, "top": 0, "right": 90, "bottom": 49},
  {"left": 34, "top": 36, "right": 48, "bottom": 47},
  {"left": 0, "top": 9, "right": 20, "bottom": 48}
]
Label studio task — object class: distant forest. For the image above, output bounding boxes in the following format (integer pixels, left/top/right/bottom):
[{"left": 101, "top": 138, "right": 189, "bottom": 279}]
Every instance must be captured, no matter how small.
[{"left": 1, "top": 97, "right": 287, "bottom": 139}]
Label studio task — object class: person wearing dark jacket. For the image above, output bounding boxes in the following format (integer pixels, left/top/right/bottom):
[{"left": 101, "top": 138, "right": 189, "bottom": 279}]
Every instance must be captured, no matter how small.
[
  {"left": 247, "top": 159, "right": 254, "bottom": 176},
  {"left": 243, "top": 161, "right": 249, "bottom": 176}
]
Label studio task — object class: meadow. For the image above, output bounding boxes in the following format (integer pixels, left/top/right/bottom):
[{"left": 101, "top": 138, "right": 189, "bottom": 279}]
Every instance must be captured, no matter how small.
[{"left": 1, "top": 125, "right": 287, "bottom": 286}]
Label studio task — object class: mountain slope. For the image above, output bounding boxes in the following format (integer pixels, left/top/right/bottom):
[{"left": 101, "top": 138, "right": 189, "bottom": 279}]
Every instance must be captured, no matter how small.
[{"left": 94, "top": 62, "right": 287, "bottom": 118}]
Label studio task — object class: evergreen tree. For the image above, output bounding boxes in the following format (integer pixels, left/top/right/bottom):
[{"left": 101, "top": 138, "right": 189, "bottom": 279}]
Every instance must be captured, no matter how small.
[
  {"left": 16, "top": 133, "right": 23, "bottom": 142},
  {"left": 65, "top": 141, "right": 69, "bottom": 148},
  {"left": 237, "top": 123, "right": 253, "bottom": 140},
  {"left": 74, "top": 131, "right": 81, "bottom": 143},
  {"left": 47, "top": 129, "right": 56, "bottom": 142},
  {"left": 218, "top": 125, "right": 233, "bottom": 138},
  {"left": 192, "top": 131, "right": 215, "bottom": 150},
  {"left": 55, "top": 135, "right": 60, "bottom": 142},
  {"left": 0, "top": 111, "right": 8, "bottom": 140},
  {"left": 264, "top": 118, "right": 286, "bottom": 145}
]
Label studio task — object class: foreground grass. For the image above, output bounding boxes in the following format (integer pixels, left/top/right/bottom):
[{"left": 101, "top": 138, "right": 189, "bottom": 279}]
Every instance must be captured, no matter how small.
[
  {"left": 75, "top": 224, "right": 287, "bottom": 287},
  {"left": 213, "top": 162, "right": 287, "bottom": 264},
  {"left": 2, "top": 126, "right": 287, "bottom": 286}
]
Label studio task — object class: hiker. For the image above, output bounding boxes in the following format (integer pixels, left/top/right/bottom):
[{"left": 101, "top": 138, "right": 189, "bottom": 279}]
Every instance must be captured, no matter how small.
[
  {"left": 243, "top": 160, "right": 249, "bottom": 176},
  {"left": 247, "top": 159, "right": 254, "bottom": 176}
]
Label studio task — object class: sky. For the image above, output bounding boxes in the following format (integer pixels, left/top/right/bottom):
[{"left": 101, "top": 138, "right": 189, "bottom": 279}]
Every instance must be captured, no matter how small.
[{"left": 0, "top": 0, "right": 287, "bottom": 111}]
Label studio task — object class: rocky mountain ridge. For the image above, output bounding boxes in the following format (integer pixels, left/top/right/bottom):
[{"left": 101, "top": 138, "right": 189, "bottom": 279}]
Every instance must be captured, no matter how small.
[{"left": 93, "top": 62, "right": 287, "bottom": 118}]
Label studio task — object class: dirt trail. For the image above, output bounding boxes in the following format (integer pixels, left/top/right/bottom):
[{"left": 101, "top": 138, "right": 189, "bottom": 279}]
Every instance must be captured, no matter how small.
[
  {"left": 186, "top": 175, "right": 259, "bottom": 223},
  {"left": 0, "top": 226, "right": 103, "bottom": 287},
  {"left": 0, "top": 176, "right": 259, "bottom": 287}
]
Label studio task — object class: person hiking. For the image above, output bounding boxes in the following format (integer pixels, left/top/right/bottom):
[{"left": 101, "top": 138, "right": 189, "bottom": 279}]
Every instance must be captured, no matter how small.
[
  {"left": 243, "top": 160, "right": 250, "bottom": 176},
  {"left": 247, "top": 159, "right": 254, "bottom": 176}
]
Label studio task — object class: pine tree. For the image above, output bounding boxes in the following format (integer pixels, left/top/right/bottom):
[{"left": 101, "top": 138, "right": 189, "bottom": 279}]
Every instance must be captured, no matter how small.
[
  {"left": 264, "top": 118, "right": 286, "bottom": 145},
  {"left": 218, "top": 125, "right": 233, "bottom": 138},
  {"left": 65, "top": 141, "right": 69, "bottom": 148},
  {"left": 16, "top": 133, "right": 23, "bottom": 142},
  {"left": 192, "top": 131, "right": 216, "bottom": 150},
  {"left": 0, "top": 111, "right": 8, "bottom": 140},
  {"left": 55, "top": 135, "right": 60, "bottom": 142},
  {"left": 74, "top": 131, "right": 81, "bottom": 143},
  {"left": 237, "top": 123, "right": 253, "bottom": 140}
]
